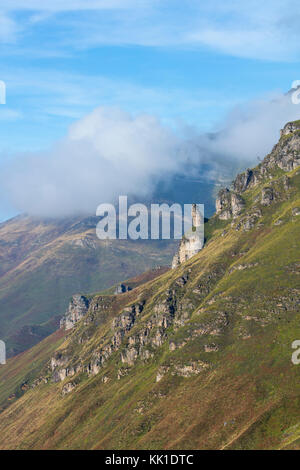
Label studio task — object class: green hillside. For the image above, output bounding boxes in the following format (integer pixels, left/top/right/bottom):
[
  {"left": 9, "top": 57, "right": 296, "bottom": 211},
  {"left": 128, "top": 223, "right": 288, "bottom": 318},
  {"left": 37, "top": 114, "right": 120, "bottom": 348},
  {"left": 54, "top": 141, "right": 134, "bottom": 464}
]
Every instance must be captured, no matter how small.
[{"left": 0, "top": 121, "right": 299, "bottom": 450}]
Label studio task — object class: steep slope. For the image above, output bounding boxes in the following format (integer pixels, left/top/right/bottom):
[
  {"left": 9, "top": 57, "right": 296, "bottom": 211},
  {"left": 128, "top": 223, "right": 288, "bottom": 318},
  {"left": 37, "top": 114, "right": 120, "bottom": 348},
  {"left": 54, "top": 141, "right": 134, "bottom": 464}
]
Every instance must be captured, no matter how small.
[
  {"left": 0, "top": 121, "right": 299, "bottom": 450},
  {"left": 0, "top": 215, "right": 176, "bottom": 356}
]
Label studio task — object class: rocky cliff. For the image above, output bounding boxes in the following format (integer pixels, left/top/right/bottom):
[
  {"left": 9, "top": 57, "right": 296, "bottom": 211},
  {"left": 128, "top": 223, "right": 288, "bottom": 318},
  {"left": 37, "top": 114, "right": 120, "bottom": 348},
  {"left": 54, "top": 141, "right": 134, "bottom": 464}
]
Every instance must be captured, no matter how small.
[
  {"left": 60, "top": 295, "right": 90, "bottom": 330},
  {"left": 215, "top": 120, "right": 300, "bottom": 223},
  {"left": 172, "top": 204, "right": 204, "bottom": 268}
]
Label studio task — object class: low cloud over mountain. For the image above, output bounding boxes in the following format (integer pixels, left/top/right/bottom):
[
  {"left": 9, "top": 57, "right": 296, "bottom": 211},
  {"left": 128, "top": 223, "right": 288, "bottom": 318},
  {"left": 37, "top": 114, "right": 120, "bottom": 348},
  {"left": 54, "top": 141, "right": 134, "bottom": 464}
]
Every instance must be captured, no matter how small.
[{"left": 2, "top": 88, "right": 300, "bottom": 217}]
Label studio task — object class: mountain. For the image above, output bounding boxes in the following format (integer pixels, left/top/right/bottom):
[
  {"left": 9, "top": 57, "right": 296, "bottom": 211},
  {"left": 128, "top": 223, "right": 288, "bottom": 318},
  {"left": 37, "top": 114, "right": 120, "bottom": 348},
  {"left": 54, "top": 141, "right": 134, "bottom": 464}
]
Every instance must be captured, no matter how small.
[
  {"left": 0, "top": 215, "right": 176, "bottom": 357},
  {"left": 0, "top": 120, "right": 300, "bottom": 449}
]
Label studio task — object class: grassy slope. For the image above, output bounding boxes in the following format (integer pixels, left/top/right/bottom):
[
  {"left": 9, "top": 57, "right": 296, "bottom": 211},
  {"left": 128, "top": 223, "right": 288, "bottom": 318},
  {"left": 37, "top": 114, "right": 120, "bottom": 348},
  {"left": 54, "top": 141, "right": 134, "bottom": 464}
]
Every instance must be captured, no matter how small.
[
  {"left": 0, "top": 329, "right": 66, "bottom": 412},
  {"left": 0, "top": 147, "right": 299, "bottom": 449}
]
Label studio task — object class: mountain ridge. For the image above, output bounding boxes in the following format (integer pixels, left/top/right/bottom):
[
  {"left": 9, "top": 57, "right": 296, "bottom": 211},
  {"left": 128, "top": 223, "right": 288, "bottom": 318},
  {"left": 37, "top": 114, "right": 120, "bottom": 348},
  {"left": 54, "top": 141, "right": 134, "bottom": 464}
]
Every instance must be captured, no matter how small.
[{"left": 0, "top": 120, "right": 299, "bottom": 449}]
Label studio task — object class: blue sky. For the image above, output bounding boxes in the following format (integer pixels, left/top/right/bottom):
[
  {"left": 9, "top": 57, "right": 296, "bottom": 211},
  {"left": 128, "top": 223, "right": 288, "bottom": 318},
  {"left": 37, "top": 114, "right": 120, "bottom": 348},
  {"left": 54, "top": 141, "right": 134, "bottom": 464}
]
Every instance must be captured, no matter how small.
[{"left": 1, "top": 0, "right": 300, "bottom": 221}]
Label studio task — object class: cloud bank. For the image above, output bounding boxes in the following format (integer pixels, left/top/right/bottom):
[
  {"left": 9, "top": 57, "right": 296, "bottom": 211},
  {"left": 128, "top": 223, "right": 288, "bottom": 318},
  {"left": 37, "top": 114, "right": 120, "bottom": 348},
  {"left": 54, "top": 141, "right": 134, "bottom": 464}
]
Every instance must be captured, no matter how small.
[
  {"left": 2, "top": 108, "right": 182, "bottom": 216},
  {"left": 2, "top": 89, "right": 300, "bottom": 218}
]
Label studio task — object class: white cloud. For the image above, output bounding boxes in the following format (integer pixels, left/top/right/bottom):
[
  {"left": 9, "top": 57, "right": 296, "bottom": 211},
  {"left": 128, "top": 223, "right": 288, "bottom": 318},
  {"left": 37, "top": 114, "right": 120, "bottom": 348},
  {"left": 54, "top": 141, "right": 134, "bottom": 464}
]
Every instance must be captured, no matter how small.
[
  {"left": 0, "top": 108, "right": 22, "bottom": 121},
  {"left": 2, "top": 89, "right": 300, "bottom": 217},
  {"left": 188, "top": 29, "right": 283, "bottom": 61},
  {"left": 2, "top": 0, "right": 139, "bottom": 12},
  {"left": 0, "top": 12, "right": 19, "bottom": 43},
  {"left": 211, "top": 92, "right": 300, "bottom": 161},
  {"left": 1, "top": 107, "right": 182, "bottom": 216},
  {"left": 185, "top": 0, "right": 300, "bottom": 61}
]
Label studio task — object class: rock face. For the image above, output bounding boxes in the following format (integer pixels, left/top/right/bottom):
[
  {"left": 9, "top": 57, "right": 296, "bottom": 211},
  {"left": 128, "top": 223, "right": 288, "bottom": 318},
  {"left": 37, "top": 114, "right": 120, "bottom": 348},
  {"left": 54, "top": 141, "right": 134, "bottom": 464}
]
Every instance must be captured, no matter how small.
[
  {"left": 62, "top": 382, "right": 76, "bottom": 395},
  {"left": 60, "top": 295, "right": 90, "bottom": 330},
  {"left": 172, "top": 204, "right": 204, "bottom": 268},
  {"left": 215, "top": 189, "right": 232, "bottom": 220},
  {"left": 280, "top": 120, "right": 300, "bottom": 137},
  {"left": 114, "top": 284, "right": 132, "bottom": 295},
  {"left": 216, "top": 190, "right": 245, "bottom": 220},
  {"left": 51, "top": 275, "right": 219, "bottom": 384},
  {"left": 265, "top": 121, "right": 300, "bottom": 172},
  {"left": 216, "top": 121, "right": 300, "bottom": 221},
  {"left": 50, "top": 350, "right": 84, "bottom": 383},
  {"left": 85, "top": 302, "right": 145, "bottom": 375},
  {"left": 174, "top": 361, "right": 209, "bottom": 377},
  {"left": 261, "top": 187, "right": 274, "bottom": 206},
  {"left": 292, "top": 207, "right": 300, "bottom": 216},
  {"left": 233, "top": 169, "right": 258, "bottom": 193}
]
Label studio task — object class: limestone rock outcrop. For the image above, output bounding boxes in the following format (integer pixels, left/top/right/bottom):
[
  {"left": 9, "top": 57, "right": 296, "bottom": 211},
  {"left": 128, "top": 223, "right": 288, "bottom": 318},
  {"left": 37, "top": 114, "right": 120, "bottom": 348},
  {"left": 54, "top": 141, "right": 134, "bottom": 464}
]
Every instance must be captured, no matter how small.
[
  {"left": 280, "top": 120, "right": 300, "bottom": 137},
  {"left": 215, "top": 188, "right": 232, "bottom": 220},
  {"left": 216, "top": 190, "right": 245, "bottom": 220},
  {"left": 62, "top": 382, "right": 76, "bottom": 395},
  {"left": 115, "top": 284, "right": 132, "bottom": 295},
  {"left": 216, "top": 121, "right": 300, "bottom": 221},
  {"left": 233, "top": 169, "right": 258, "bottom": 193},
  {"left": 261, "top": 187, "right": 274, "bottom": 206},
  {"left": 292, "top": 207, "right": 300, "bottom": 216},
  {"left": 172, "top": 204, "right": 204, "bottom": 268},
  {"left": 60, "top": 295, "right": 90, "bottom": 330}
]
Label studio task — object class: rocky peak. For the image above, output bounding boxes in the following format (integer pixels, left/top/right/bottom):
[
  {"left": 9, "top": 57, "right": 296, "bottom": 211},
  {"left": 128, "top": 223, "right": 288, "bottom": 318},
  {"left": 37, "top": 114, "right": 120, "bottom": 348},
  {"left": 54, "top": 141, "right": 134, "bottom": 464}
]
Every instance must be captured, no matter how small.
[
  {"left": 280, "top": 120, "right": 300, "bottom": 137},
  {"left": 216, "top": 120, "right": 300, "bottom": 221},
  {"left": 262, "top": 121, "right": 300, "bottom": 173},
  {"left": 60, "top": 294, "right": 90, "bottom": 330}
]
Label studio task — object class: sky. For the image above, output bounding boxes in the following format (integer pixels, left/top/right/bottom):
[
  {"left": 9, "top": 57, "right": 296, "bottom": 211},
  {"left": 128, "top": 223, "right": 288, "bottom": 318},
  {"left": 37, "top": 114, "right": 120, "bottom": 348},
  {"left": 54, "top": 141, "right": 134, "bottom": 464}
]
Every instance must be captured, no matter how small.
[{"left": 1, "top": 0, "right": 300, "bottom": 220}]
